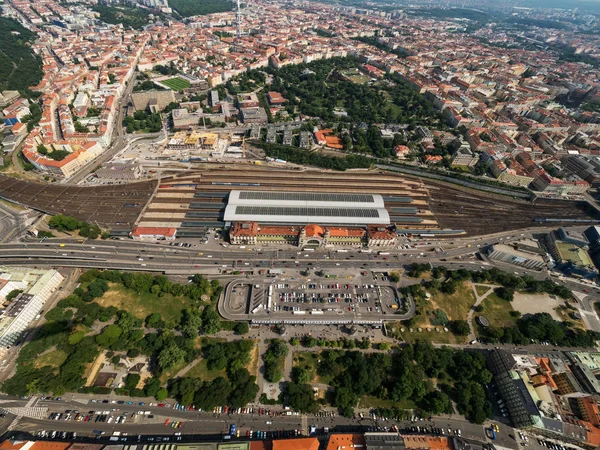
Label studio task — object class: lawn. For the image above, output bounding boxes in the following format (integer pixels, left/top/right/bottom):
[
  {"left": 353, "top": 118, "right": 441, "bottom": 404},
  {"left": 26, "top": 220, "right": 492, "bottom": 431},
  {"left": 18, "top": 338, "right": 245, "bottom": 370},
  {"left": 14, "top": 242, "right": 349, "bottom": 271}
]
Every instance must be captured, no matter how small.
[
  {"left": 161, "top": 77, "right": 190, "bottom": 90},
  {"left": 476, "top": 292, "right": 517, "bottom": 331},
  {"left": 400, "top": 327, "right": 466, "bottom": 345},
  {"left": 247, "top": 342, "right": 260, "bottom": 377},
  {"left": 340, "top": 69, "right": 369, "bottom": 84},
  {"left": 475, "top": 285, "right": 493, "bottom": 297},
  {"left": 96, "top": 283, "right": 194, "bottom": 324},
  {"left": 33, "top": 349, "right": 68, "bottom": 369},
  {"left": 556, "top": 303, "right": 585, "bottom": 330},
  {"left": 186, "top": 359, "right": 227, "bottom": 381},
  {"left": 428, "top": 281, "right": 477, "bottom": 320},
  {"left": 197, "top": 336, "right": 226, "bottom": 348},
  {"left": 292, "top": 351, "right": 334, "bottom": 385},
  {"left": 358, "top": 395, "right": 416, "bottom": 411}
]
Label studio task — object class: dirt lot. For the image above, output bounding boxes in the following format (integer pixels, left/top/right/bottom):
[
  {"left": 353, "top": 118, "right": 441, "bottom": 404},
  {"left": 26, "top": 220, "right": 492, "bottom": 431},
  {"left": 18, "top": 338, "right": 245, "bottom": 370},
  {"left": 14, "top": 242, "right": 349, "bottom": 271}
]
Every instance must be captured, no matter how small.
[{"left": 511, "top": 292, "right": 561, "bottom": 319}]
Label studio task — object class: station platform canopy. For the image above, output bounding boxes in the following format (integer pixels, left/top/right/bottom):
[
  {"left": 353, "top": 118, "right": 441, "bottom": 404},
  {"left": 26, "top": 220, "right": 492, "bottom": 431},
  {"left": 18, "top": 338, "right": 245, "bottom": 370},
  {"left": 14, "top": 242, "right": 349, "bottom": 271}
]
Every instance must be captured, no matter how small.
[{"left": 224, "top": 190, "right": 390, "bottom": 225}]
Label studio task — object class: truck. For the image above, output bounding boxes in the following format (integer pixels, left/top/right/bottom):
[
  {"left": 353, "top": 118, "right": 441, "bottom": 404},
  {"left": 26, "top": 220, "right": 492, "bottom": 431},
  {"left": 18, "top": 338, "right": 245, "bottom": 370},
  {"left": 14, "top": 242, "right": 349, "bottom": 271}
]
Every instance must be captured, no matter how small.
[
  {"left": 486, "top": 427, "right": 496, "bottom": 440},
  {"left": 229, "top": 424, "right": 237, "bottom": 436}
]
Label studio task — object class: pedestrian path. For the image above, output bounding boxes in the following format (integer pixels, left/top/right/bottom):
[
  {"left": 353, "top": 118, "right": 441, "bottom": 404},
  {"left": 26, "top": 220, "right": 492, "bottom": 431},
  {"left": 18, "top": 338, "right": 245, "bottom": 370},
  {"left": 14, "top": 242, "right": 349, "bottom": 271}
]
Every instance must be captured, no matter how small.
[
  {"left": 5, "top": 397, "right": 47, "bottom": 430},
  {"left": 5, "top": 406, "right": 48, "bottom": 420}
]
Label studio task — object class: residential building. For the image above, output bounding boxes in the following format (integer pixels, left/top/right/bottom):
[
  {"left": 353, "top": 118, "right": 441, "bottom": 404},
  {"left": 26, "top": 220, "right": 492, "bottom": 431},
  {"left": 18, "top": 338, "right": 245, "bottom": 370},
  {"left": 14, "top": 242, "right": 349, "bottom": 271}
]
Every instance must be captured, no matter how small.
[
  {"left": 0, "top": 268, "right": 64, "bottom": 354},
  {"left": 240, "top": 107, "right": 268, "bottom": 124}
]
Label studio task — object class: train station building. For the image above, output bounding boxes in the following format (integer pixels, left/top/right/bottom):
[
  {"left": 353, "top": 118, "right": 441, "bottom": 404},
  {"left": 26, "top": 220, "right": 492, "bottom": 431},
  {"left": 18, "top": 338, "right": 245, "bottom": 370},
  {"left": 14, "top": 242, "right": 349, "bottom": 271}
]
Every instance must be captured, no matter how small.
[{"left": 226, "top": 191, "right": 396, "bottom": 248}]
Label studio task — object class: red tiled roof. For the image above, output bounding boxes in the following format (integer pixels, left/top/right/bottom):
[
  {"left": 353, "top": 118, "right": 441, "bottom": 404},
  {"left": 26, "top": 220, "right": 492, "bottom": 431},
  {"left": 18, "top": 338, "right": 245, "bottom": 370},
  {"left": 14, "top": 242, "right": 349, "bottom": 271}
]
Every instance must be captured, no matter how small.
[
  {"left": 272, "top": 438, "right": 319, "bottom": 450},
  {"left": 131, "top": 227, "right": 177, "bottom": 237}
]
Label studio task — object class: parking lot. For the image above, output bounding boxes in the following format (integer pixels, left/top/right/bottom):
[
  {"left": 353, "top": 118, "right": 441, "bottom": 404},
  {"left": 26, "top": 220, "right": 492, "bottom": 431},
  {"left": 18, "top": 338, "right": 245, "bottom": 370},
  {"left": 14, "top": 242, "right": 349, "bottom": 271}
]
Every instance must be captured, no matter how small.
[{"left": 271, "top": 280, "right": 396, "bottom": 316}]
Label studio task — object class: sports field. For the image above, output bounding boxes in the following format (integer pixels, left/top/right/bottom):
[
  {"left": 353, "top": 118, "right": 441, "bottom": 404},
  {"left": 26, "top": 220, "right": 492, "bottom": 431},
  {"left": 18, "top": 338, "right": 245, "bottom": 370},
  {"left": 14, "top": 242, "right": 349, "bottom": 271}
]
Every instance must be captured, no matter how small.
[
  {"left": 340, "top": 69, "right": 369, "bottom": 84},
  {"left": 161, "top": 77, "right": 190, "bottom": 90}
]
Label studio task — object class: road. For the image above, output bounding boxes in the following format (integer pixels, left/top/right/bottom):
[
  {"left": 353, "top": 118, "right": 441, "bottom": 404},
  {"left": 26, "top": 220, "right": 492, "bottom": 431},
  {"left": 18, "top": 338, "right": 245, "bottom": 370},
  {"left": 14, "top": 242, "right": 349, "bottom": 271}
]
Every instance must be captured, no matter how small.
[
  {"left": 0, "top": 240, "right": 513, "bottom": 276},
  {"left": 66, "top": 68, "right": 152, "bottom": 185},
  {"left": 0, "top": 203, "right": 18, "bottom": 242},
  {"left": 0, "top": 394, "right": 516, "bottom": 449}
]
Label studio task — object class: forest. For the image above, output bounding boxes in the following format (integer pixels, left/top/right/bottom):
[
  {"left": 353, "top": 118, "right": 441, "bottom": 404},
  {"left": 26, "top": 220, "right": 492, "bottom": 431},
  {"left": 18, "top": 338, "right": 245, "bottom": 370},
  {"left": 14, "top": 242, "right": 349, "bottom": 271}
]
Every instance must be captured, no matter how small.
[
  {"left": 0, "top": 18, "right": 43, "bottom": 93},
  {"left": 169, "top": 0, "right": 232, "bottom": 17},
  {"left": 254, "top": 142, "right": 373, "bottom": 171},
  {"left": 229, "top": 57, "right": 445, "bottom": 127},
  {"left": 124, "top": 111, "right": 163, "bottom": 133},
  {"left": 92, "top": 5, "right": 160, "bottom": 30},
  {"left": 49, "top": 214, "right": 103, "bottom": 239}
]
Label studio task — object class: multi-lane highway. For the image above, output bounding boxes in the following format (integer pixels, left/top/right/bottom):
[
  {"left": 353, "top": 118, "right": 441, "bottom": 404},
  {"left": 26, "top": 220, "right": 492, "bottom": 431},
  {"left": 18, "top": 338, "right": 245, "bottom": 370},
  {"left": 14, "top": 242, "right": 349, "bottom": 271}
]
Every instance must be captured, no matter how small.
[{"left": 0, "top": 239, "right": 444, "bottom": 274}]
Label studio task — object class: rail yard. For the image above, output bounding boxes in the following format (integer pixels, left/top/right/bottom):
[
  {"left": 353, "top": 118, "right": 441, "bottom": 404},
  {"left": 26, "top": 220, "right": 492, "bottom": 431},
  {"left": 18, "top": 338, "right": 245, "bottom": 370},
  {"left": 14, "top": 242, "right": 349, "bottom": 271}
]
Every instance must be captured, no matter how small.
[
  {"left": 428, "top": 181, "right": 600, "bottom": 236},
  {"left": 0, "top": 174, "right": 156, "bottom": 229},
  {"left": 0, "top": 166, "right": 597, "bottom": 236}
]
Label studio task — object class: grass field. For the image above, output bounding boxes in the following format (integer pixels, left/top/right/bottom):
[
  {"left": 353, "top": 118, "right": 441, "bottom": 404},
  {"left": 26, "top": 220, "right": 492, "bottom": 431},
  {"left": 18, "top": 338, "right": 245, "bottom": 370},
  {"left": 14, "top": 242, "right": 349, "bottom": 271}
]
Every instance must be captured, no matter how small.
[
  {"left": 96, "top": 283, "right": 194, "bottom": 324},
  {"left": 292, "top": 351, "right": 335, "bottom": 385},
  {"left": 186, "top": 359, "right": 227, "bottom": 381},
  {"left": 476, "top": 292, "right": 517, "bottom": 332},
  {"left": 475, "top": 285, "right": 493, "bottom": 297},
  {"left": 556, "top": 303, "right": 585, "bottom": 330},
  {"left": 247, "top": 342, "right": 260, "bottom": 377},
  {"left": 399, "top": 326, "right": 465, "bottom": 345},
  {"left": 33, "top": 349, "right": 68, "bottom": 369},
  {"left": 428, "top": 281, "right": 477, "bottom": 320},
  {"left": 161, "top": 77, "right": 190, "bottom": 90},
  {"left": 340, "top": 69, "right": 370, "bottom": 84},
  {"left": 358, "top": 395, "right": 416, "bottom": 411}
]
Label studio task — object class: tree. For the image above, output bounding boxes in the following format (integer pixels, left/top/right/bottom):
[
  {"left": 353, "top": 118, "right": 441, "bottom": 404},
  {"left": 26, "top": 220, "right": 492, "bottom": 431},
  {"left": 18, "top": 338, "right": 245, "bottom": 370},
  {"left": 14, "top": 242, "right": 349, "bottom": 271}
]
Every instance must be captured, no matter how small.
[
  {"left": 494, "top": 287, "right": 514, "bottom": 302},
  {"left": 291, "top": 366, "right": 311, "bottom": 384},
  {"left": 421, "top": 390, "right": 453, "bottom": 415},
  {"left": 5, "top": 289, "right": 23, "bottom": 302},
  {"left": 157, "top": 344, "right": 186, "bottom": 372},
  {"left": 235, "top": 322, "right": 249, "bottom": 335},
  {"left": 264, "top": 362, "right": 282, "bottom": 383},
  {"left": 145, "top": 313, "right": 163, "bottom": 329},
  {"left": 156, "top": 387, "right": 169, "bottom": 401},
  {"left": 180, "top": 308, "right": 203, "bottom": 338},
  {"left": 286, "top": 382, "right": 319, "bottom": 413},
  {"left": 204, "top": 344, "right": 228, "bottom": 371},
  {"left": 49, "top": 214, "right": 80, "bottom": 231},
  {"left": 144, "top": 377, "right": 161, "bottom": 398},
  {"left": 95, "top": 324, "right": 123, "bottom": 347},
  {"left": 333, "top": 386, "right": 358, "bottom": 416},
  {"left": 201, "top": 306, "right": 221, "bottom": 334},
  {"left": 124, "top": 373, "right": 141, "bottom": 391},
  {"left": 449, "top": 320, "right": 470, "bottom": 336}
]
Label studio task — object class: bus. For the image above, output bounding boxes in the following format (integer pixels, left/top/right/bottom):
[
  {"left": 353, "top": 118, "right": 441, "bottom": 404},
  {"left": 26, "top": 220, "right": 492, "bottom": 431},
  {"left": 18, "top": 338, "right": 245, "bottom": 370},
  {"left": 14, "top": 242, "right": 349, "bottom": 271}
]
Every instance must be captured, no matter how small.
[{"left": 378, "top": 252, "right": 390, "bottom": 255}]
